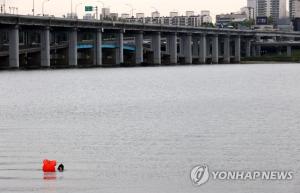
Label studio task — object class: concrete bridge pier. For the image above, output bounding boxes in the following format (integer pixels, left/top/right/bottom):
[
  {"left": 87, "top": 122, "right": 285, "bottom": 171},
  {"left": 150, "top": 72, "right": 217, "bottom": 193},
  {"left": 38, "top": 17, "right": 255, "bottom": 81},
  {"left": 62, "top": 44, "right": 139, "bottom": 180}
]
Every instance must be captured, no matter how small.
[
  {"left": 183, "top": 33, "right": 192, "bottom": 64},
  {"left": 246, "top": 40, "right": 251, "bottom": 57},
  {"left": 179, "top": 37, "right": 184, "bottom": 58},
  {"left": 135, "top": 31, "right": 143, "bottom": 65},
  {"left": 255, "top": 36, "right": 262, "bottom": 57},
  {"left": 199, "top": 34, "right": 207, "bottom": 64},
  {"left": 41, "top": 27, "right": 50, "bottom": 68},
  {"left": 256, "top": 45, "right": 261, "bottom": 57},
  {"left": 206, "top": 37, "right": 211, "bottom": 57},
  {"left": 251, "top": 45, "right": 257, "bottom": 57},
  {"left": 168, "top": 33, "right": 177, "bottom": 64},
  {"left": 166, "top": 36, "right": 170, "bottom": 55},
  {"left": 234, "top": 36, "right": 241, "bottom": 63},
  {"left": 9, "top": 25, "right": 19, "bottom": 68},
  {"left": 115, "top": 31, "right": 124, "bottom": 65},
  {"left": 94, "top": 29, "right": 102, "bottom": 66},
  {"left": 68, "top": 28, "right": 78, "bottom": 66},
  {"left": 192, "top": 37, "right": 199, "bottom": 58},
  {"left": 152, "top": 32, "right": 161, "bottom": 65},
  {"left": 223, "top": 35, "right": 230, "bottom": 63},
  {"left": 287, "top": 46, "right": 292, "bottom": 57},
  {"left": 212, "top": 35, "right": 219, "bottom": 64}
]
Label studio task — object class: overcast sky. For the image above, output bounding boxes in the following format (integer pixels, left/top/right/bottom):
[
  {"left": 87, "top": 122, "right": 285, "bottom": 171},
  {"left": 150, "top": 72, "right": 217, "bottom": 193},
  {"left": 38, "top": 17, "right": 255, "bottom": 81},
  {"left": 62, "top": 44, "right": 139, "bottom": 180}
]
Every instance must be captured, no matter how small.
[{"left": 4, "top": 0, "right": 246, "bottom": 17}]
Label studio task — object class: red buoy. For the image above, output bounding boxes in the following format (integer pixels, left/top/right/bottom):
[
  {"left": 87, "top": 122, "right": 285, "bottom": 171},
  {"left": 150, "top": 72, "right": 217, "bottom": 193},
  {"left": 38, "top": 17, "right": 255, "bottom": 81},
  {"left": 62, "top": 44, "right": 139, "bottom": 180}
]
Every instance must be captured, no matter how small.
[{"left": 43, "top": 159, "right": 57, "bottom": 172}]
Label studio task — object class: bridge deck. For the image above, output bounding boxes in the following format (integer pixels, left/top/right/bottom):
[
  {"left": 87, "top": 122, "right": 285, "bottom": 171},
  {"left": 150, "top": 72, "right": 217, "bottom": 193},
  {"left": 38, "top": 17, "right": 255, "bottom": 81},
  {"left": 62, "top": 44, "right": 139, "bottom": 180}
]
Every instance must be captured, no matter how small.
[{"left": 0, "top": 15, "right": 300, "bottom": 38}]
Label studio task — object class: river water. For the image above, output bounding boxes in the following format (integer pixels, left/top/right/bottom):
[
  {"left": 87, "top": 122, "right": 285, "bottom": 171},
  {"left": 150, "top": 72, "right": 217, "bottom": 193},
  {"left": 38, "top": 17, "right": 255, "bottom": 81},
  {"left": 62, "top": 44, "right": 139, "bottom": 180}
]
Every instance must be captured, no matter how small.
[{"left": 0, "top": 64, "right": 299, "bottom": 193}]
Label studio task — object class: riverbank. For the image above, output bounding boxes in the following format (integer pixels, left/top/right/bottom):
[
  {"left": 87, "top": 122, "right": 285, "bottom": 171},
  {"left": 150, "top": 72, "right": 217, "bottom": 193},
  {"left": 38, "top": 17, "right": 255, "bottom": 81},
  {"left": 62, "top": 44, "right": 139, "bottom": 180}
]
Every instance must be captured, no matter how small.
[{"left": 0, "top": 61, "right": 299, "bottom": 71}]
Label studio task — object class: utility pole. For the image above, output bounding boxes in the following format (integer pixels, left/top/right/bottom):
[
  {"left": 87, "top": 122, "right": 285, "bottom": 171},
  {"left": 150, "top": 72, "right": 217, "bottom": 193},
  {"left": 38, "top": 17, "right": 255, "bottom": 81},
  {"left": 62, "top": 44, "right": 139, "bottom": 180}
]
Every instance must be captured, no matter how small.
[
  {"left": 96, "top": 1, "right": 105, "bottom": 20},
  {"left": 125, "top": 3, "right": 134, "bottom": 18},
  {"left": 3, "top": 0, "right": 6, "bottom": 14},
  {"left": 32, "top": 0, "right": 35, "bottom": 15},
  {"left": 95, "top": 6, "right": 98, "bottom": 20},
  {"left": 75, "top": 2, "right": 82, "bottom": 19},
  {"left": 42, "top": 0, "right": 50, "bottom": 16},
  {"left": 71, "top": 0, "right": 73, "bottom": 18}
]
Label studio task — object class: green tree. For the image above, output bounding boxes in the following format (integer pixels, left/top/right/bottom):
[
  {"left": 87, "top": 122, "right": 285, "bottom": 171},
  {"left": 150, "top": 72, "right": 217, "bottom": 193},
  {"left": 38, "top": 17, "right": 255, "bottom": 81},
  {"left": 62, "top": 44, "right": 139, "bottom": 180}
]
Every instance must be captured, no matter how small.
[
  {"left": 202, "top": 23, "right": 214, "bottom": 28},
  {"left": 267, "top": 16, "right": 273, "bottom": 25}
]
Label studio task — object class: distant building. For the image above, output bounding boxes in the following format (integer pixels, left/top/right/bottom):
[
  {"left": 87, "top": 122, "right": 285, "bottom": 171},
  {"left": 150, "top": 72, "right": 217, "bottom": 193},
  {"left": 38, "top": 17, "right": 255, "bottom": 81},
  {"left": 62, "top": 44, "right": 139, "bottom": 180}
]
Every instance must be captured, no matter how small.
[
  {"left": 247, "top": 0, "right": 257, "bottom": 17},
  {"left": 293, "top": 18, "right": 300, "bottom": 30},
  {"left": 257, "top": 0, "right": 271, "bottom": 17},
  {"left": 271, "top": 0, "right": 287, "bottom": 24},
  {"left": 290, "top": 0, "right": 296, "bottom": 19},
  {"left": 186, "top": 11, "right": 194, "bottom": 17},
  {"left": 135, "top": 13, "right": 145, "bottom": 23},
  {"left": 256, "top": 0, "right": 287, "bottom": 25},
  {"left": 201, "top": 10, "right": 212, "bottom": 24},
  {"left": 151, "top": 11, "right": 160, "bottom": 18},
  {"left": 83, "top": 13, "right": 95, "bottom": 20},
  {"left": 202, "top": 15, "right": 212, "bottom": 23},
  {"left": 121, "top": 13, "right": 130, "bottom": 19},
  {"left": 241, "top": 7, "right": 255, "bottom": 20},
  {"left": 170, "top": 12, "right": 179, "bottom": 17},
  {"left": 296, "top": 0, "right": 300, "bottom": 17},
  {"left": 188, "top": 16, "right": 202, "bottom": 26},
  {"left": 290, "top": 0, "right": 300, "bottom": 19},
  {"left": 117, "top": 10, "right": 210, "bottom": 27},
  {"left": 136, "top": 13, "right": 144, "bottom": 18},
  {"left": 110, "top": 13, "right": 118, "bottom": 21},
  {"left": 216, "top": 13, "right": 248, "bottom": 26},
  {"left": 292, "top": 0, "right": 300, "bottom": 30},
  {"left": 201, "top": 10, "right": 210, "bottom": 16},
  {"left": 66, "top": 13, "right": 77, "bottom": 19},
  {"left": 102, "top": 8, "right": 110, "bottom": 19}
]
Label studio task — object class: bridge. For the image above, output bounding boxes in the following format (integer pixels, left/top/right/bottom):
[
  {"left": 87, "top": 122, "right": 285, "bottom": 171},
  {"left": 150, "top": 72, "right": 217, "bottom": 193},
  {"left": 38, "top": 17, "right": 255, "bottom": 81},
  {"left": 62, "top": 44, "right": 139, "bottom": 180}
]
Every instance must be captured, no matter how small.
[{"left": 0, "top": 14, "right": 300, "bottom": 69}]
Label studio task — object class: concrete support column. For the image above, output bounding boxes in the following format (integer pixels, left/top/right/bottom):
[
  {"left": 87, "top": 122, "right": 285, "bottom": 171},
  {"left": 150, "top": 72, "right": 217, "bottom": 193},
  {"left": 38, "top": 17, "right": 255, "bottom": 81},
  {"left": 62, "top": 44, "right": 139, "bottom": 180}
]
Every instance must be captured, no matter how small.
[
  {"left": 199, "top": 34, "right": 207, "bottom": 64},
  {"left": 192, "top": 38, "right": 199, "bottom": 57},
  {"left": 9, "top": 26, "right": 19, "bottom": 68},
  {"left": 246, "top": 40, "right": 251, "bottom": 57},
  {"left": 234, "top": 36, "right": 241, "bottom": 63},
  {"left": 135, "top": 32, "right": 143, "bottom": 65},
  {"left": 152, "top": 32, "right": 161, "bottom": 65},
  {"left": 252, "top": 45, "right": 256, "bottom": 57},
  {"left": 256, "top": 36, "right": 261, "bottom": 57},
  {"left": 223, "top": 36, "right": 230, "bottom": 63},
  {"left": 207, "top": 38, "right": 211, "bottom": 56},
  {"left": 257, "top": 45, "right": 261, "bottom": 56},
  {"left": 168, "top": 33, "right": 177, "bottom": 64},
  {"left": 41, "top": 27, "right": 50, "bottom": 67},
  {"left": 166, "top": 36, "right": 170, "bottom": 55},
  {"left": 212, "top": 35, "right": 219, "bottom": 64},
  {"left": 287, "top": 46, "right": 292, "bottom": 57},
  {"left": 183, "top": 34, "right": 192, "bottom": 64},
  {"left": 68, "top": 28, "right": 78, "bottom": 66},
  {"left": 179, "top": 37, "right": 184, "bottom": 57},
  {"left": 94, "top": 29, "right": 102, "bottom": 66},
  {"left": 115, "top": 31, "right": 124, "bottom": 65}
]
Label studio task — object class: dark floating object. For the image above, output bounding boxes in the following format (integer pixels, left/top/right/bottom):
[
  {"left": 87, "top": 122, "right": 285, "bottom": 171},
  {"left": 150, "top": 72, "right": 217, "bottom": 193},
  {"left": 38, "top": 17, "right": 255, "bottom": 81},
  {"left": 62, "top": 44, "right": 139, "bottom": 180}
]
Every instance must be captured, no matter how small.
[{"left": 57, "top": 164, "right": 64, "bottom": 172}]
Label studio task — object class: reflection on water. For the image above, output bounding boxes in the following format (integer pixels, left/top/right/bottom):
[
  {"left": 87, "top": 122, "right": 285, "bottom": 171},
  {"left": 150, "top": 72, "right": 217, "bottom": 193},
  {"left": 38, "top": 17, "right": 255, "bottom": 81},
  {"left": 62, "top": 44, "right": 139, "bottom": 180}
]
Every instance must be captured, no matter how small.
[
  {"left": 0, "top": 64, "right": 300, "bottom": 193},
  {"left": 43, "top": 173, "right": 56, "bottom": 180}
]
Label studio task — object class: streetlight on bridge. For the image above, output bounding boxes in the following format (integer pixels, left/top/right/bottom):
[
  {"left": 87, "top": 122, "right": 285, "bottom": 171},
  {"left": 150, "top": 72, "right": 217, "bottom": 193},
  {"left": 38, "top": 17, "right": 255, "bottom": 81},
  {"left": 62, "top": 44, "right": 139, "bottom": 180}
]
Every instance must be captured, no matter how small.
[
  {"left": 96, "top": 0, "right": 105, "bottom": 20},
  {"left": 125, "top": 3, "right": 135, "bottom": 18},
  {"left": 9, "top": 6, "right": 18, "bottom": 14},
  {"left": 75, "top": 2, "right": 82, "bottom": 18},
  {"left": 32, "top": 0, "right": 35, "bottom": 15},
  {"left": 2, "top": 0, "right": 6, "bottom": 14},
  {"left": 42, "top": 0, "right": 50, "bottom": 16}
]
